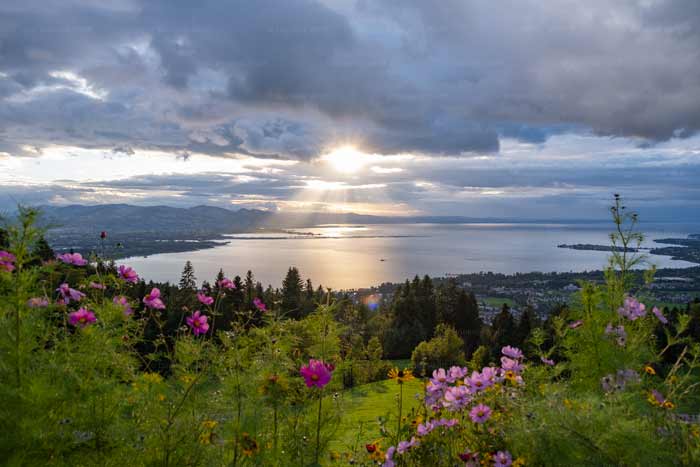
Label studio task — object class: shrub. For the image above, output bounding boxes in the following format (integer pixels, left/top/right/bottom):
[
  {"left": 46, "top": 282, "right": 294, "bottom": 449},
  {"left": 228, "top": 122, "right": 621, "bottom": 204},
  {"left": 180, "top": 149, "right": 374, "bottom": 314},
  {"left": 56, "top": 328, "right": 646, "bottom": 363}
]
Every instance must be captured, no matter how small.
[{"left": 411, "top": 323, "right": 466, "bottom": 373}]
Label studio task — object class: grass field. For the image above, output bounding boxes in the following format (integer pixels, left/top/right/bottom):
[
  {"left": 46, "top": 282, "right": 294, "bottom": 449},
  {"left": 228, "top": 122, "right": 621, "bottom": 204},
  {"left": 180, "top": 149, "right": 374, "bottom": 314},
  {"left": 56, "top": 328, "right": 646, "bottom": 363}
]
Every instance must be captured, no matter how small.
[
  {"left": 329, "top": 378, "right": 424, "bottom": 451},
  {"left": 481, "top": 296, "right": 517, "bottom": 308}
]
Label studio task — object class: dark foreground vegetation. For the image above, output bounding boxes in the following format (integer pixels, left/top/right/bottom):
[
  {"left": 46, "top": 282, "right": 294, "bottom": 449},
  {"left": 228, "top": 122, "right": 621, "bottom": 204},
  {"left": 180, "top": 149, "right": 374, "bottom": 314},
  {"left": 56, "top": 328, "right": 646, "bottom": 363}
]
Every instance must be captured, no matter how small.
[{"left": 1, "top": 197, "right": 700, "bottom": 466}]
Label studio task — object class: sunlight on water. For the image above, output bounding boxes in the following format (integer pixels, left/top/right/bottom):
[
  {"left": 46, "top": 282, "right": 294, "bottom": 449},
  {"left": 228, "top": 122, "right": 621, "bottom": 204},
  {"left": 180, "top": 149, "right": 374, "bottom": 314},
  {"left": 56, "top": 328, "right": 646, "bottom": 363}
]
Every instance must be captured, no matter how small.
[{"left": 122, "top": 223, "right": 698, "bottom": 290}]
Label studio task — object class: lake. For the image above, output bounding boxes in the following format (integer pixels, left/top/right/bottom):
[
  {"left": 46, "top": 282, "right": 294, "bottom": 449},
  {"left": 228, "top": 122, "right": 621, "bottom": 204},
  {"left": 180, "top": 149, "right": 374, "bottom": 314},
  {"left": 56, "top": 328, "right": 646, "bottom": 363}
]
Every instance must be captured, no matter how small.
[{"left": 121, "top": 223, "right": 699, "bottom": 290}]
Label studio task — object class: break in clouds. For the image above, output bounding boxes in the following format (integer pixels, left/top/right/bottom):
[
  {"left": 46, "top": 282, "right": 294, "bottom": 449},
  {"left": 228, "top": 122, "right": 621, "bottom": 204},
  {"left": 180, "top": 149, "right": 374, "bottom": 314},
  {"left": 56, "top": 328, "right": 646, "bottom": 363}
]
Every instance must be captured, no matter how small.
[{"left": 1, "top": 0, "right": 700, "bottom": 217}]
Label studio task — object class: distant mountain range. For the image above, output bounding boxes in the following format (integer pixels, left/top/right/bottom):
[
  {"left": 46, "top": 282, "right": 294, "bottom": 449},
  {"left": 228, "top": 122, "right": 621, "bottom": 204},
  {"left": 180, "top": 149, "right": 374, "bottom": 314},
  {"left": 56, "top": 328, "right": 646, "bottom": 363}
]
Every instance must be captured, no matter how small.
[
  {"left": 39, "top": 204, "right": 268, "bottom": 235},
  {"left": 37, "top": 203, "right": 612, "bottom": 236},
  {"left": 25, "top": 203, "right": 697, "bottom": 260}
]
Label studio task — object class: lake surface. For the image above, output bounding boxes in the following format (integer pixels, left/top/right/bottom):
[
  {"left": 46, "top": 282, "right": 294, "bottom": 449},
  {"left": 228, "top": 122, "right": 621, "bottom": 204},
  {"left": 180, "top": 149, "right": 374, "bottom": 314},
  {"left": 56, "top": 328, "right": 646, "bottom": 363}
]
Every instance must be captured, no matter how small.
[{"left": 121, "top": 223, "right": 699, "bottom": 290}]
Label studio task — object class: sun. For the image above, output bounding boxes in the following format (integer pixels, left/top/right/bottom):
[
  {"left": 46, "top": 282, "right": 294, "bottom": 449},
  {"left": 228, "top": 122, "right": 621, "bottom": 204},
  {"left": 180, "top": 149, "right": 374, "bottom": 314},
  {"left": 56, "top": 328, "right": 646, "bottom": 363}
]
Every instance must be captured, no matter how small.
[{"left": 321, "top": 146, "right": 369, "bottom": 173}]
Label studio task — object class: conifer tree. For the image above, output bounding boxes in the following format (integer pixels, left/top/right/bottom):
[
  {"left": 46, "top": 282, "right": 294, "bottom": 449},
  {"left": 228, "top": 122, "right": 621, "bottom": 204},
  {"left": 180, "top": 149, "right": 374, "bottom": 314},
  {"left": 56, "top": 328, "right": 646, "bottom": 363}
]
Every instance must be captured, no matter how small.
[
  {"left": 244, "top": 270, "right": 255, "bottom": 307},
  {"left": 454, "top": 290, "right": 482, "bottom": 356},
  {"left": 213, "top": 268, "right": 226, "bottom": 295},
  {"left": 178, "top": 260, "right": 197, "bottom": 290},
  {"left": 516, "top": 305, "right": 537, "bottom": 349},
  {"left": 281, "top": 267, "right": 304, "bottom": 319},
  {"left": 491, "top": 303, "right": 516, "bottom": 358}
]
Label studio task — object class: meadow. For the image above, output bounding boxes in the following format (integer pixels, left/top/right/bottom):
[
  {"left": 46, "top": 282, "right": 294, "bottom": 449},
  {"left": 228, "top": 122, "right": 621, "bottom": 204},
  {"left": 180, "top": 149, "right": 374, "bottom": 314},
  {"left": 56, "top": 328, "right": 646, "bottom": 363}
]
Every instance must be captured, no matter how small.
[{"left": 1, "top": 199, "right": 700, "bottom": 466}]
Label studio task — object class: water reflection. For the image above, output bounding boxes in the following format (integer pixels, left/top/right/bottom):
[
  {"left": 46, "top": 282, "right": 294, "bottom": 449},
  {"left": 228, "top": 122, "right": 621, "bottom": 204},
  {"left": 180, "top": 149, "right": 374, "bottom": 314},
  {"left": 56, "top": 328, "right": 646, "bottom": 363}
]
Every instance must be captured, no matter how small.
[{"left": 122, "top": 223, "right": 698, "bottom": 290}]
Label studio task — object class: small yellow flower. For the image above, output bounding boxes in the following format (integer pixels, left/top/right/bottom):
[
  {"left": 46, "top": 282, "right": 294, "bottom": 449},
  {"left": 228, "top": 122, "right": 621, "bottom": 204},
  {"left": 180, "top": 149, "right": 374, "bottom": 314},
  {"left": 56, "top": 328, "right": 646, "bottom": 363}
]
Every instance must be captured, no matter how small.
[
  {"left": 199, "top": 420, "right": 218, "bottom": 445},
  {"left": 143, "top": 372, "right": 163, "bottom": 384},
  {"left": 662, "top": 400, "right": 675, "bottom": 409},
  {"left": 644, "top": 366, "right": 656, "bottom": 376},
  {"left": 563, "top": 399, "right": 573, "bottom": 409},
  {"left": 201, "top": 420, "right": 218, "bottom": 430},
  {"left": 388, "top": 368, "right": 415, "bottom": 384},
  {"left": 179, "top": 374, "right": 195, "bottom": 384},
  {"left": 157, "top": 393, "right": 166, "bottom": 402},
  {"left": 369, "top": 447, "right": 384, "bottom": 462},
  {"left": 691, "top": 426, "right": 700, "bottom": 438},
  {"left": 410, "top": 415, "right": 423, "bottom": 428},
  {"left": 512, "top": 458, "right": 526, "bottom": 467}
]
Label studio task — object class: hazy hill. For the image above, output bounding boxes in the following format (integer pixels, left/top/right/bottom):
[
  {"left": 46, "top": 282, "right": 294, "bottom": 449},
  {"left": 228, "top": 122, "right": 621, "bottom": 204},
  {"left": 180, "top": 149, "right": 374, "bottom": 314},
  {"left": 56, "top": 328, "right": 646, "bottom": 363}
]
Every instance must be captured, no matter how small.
[
  {"left": 39, "top": 204, "right": 270, "bottom": 235},
  {"left": 38, "top": 203, "right": 612, "bottom": 235}
]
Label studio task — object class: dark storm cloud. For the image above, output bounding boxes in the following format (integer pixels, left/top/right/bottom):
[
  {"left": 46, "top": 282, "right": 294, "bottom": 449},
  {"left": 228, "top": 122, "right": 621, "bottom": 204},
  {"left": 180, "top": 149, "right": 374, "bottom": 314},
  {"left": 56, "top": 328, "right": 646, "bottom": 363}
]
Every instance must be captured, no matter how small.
[{"left": 2, "top": 0, "right": 700, "bottom": 160}]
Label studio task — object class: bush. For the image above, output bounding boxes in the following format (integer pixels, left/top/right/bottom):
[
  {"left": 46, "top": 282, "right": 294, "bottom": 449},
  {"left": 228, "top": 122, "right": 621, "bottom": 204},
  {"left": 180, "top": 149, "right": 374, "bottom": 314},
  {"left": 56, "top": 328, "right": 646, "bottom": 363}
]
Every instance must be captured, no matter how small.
[{"left": 411, "top": 323, "right": 466, "bottom": 374}]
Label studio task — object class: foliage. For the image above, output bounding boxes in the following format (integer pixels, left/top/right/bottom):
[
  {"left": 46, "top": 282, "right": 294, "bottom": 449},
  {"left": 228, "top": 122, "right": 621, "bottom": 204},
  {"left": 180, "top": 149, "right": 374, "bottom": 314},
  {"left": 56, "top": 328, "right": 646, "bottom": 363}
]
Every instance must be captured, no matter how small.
[
  {"left": 411, "top": 324, "right": 466, "bottom": 374},
  {"left": 1, "top": 197, "right": 700, "bottom": 466}
]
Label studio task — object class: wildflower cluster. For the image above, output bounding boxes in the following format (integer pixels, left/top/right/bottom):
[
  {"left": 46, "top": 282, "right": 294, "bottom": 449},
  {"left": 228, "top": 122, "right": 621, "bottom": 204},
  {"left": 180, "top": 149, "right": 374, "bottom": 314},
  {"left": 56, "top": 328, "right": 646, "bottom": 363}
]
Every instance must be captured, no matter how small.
[
  {"left": 0, "top": 250, "right": 16, "bottom": 272},
  {"left": 378, "top": 346, "right": 526, "bottom": 467}
]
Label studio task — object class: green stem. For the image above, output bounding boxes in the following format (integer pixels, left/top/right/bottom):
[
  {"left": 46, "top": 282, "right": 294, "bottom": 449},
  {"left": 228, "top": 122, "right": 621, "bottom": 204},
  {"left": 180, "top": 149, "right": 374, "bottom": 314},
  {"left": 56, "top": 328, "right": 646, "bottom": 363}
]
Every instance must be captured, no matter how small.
[
  {"left": 396, "top": 383, "right": 403, "bottom": 446},
  {"left": 315, "top": 390, "right": 323, "bottom": 464},
  {"left": 14, "top": 283, "right": 21, "bottom": 387},
  {"left": 273, "top": 404, "right": 278, "bottom": 455}
]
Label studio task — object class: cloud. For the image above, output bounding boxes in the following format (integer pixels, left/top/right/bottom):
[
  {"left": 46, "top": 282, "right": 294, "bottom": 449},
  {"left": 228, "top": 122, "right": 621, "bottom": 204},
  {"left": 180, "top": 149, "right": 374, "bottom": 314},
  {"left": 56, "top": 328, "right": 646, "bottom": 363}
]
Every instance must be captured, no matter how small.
[
  {"left": 1, "top": 0, "right": 700, "bottom": 162},
  {"left": 2, "top": 0, "right": 700, "bottom": 219}
]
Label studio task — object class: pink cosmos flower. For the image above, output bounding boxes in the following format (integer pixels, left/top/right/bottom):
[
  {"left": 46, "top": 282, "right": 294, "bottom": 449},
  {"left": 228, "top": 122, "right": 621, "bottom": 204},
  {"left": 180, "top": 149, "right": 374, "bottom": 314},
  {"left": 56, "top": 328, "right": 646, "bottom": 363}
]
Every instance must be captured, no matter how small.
[
  {"left": 652, "top": 306, "right": 668, "bottom": 324},
  {"left": 253, "top": 297, "right": 267, "bottom": 312},
  {"left": 618, "top": 296, "right": 646, "bottom": 321},
  {"left": 435, "top": 418, "right": 459, "bottom": 427},
  {"left": 568, "top": 320, "right": 583, "bottom": 329},
  {"left": 186, "top": 310, "right": 209, "bottom": 336},
  {"left": 56, "top": 283, "right": 85, "bottom": 303},
  {"left": 0, "top": 250, "right": 16, "bottom": 272},
  {"left": 501, "top": 345, "right": 523, "bottom": 359},
  {"left": 431, "top": 368, "right": 449, "bottom": 386},
  {"left": 197, "top": 292, "right": 214, "bottom": 306},
  {"left": 416, "top": 421, "right": 434, "bottom": 436},
  {"left": 397, "top": 437, "right": 418, "bottom": 454},
  {"left": 89, "top": 282, "right": 105, "bottom": 290},
  {"left": 300, "top": 359, "right": 332, "bottom": 388},
  {"left": 27, "top": 297, "right": 49, "bottom": 308},
  {"left": 541, "top": 357, "right": 555, "bottom": 366},
  {"left": 425, "top": 382, "right": 446, "bottom": 406},
  {"left": 218, "top": 277, "right": 236, "bottom": 289},
  {"left": 481, "top": 366, "right": 500, "bottom": 384},
  {"left": 383, "top": 446, "right": 396, "bottom": 467},
  {"left": 500, "top": 356, "right": 523, "bottom": 374},
  {"left": 69, "top": 308, "right": 96, "bottom": 328},
  {"left": 118, "top": 265, "right": 139, "bottom": 283},
  {"left": 143, "top": 288, "right": 165, "bottom": 309},
  {"left": 443, "top": 385, "right": 471, "bottom": 410},
  {"left": 113, "top": 296, "right": 133, "bottom": 316},
  {"left": 469, "top": 403, "right": 492, "bottom": 423},
  {"left": 466, "top": 370, "right": 493, "bottom": 393},
  {"left": 605, "top": 323, "right": 627, "bottom": 346},
  {"left": 494, "top": 450, "right": 513, "bottom": 467},
  {"left": 57, "top": 252, "right": 88, "bottom": 266},
  {"left": 448, "top": 366, "right": 468, "bottom": 381}
]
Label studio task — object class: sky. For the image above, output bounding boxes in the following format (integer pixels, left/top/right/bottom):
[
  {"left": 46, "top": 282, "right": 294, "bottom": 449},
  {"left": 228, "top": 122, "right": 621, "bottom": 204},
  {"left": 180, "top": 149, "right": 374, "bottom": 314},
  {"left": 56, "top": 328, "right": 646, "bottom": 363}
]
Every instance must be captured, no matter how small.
[{"left": 1, "top": 0, "right": 699, "bottom": 220}]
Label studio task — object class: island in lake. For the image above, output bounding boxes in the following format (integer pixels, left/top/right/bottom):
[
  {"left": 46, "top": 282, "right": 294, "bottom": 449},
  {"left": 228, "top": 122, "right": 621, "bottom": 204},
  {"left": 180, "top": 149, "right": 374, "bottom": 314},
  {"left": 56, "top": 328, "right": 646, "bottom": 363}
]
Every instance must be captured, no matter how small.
[{"left": 558, "top": 234, "right": 700, "bottom": 265}]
